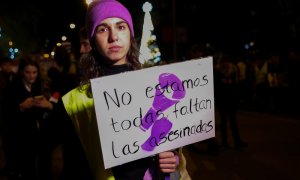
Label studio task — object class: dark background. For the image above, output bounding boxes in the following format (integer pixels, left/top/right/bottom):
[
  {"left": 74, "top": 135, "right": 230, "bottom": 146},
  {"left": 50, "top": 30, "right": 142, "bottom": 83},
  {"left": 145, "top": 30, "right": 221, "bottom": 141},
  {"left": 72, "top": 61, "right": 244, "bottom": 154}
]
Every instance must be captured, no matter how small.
[{"left": 1, "top": 0, "right": 299, "bottom": 60}]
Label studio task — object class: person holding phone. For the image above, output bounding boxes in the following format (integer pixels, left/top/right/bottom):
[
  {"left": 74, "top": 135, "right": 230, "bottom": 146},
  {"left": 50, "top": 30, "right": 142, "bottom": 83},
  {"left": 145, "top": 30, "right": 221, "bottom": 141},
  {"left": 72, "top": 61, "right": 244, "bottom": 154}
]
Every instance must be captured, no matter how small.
[{"left": 3, "top": 55, "right": 54, "bottom": 180}]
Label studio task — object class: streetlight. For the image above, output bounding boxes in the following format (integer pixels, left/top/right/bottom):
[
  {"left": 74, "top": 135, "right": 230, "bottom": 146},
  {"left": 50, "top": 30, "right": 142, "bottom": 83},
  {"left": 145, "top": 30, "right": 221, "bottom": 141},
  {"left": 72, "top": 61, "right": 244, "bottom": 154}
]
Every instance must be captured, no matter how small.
[
  {"left": 85, "top": 0, "right": 93, "bottom": 6},
  {"left": 8, "top": 41, "right": 13, "bottom": 46},
  {"left": 61, "top": 36, "right": 67, "bottom": 41},
  {"left": 69, "top": 23, "right": 76, "bottom": 29}
]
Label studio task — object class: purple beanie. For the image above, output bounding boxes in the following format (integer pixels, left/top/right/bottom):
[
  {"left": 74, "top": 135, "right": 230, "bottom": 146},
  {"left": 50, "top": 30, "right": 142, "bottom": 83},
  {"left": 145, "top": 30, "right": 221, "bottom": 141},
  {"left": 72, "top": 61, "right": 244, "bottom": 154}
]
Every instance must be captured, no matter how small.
[{"left": 86, "top": 0, "right": 134, "bottom": 40}]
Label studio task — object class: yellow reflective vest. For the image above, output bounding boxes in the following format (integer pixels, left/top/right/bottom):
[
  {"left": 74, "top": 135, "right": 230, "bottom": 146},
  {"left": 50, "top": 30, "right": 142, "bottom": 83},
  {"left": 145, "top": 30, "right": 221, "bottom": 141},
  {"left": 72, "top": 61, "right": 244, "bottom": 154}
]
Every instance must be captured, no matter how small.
[{"left": 62, "top": 85, "right": 191, "bottom": 180}]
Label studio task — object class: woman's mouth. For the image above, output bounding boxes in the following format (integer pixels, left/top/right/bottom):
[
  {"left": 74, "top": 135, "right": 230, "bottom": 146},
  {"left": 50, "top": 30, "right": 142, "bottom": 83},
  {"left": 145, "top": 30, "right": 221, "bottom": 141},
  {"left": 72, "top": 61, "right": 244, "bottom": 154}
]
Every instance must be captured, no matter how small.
[{"left": 109, "top": 46, "right": 121, "bottom": 52}]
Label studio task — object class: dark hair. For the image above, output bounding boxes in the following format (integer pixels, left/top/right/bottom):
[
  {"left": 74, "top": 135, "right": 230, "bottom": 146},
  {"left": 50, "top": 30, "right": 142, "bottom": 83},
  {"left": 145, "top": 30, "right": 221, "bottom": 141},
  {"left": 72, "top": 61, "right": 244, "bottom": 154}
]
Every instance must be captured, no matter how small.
[
  {"left": 53, "top": 46, "right": 72, "bottom": 74},
  {"left": 79, "top": 26, "right": 88, "bottom": 40},
  {"left": 79, "top": 37, "right": 141, "bottom": 86},
  {"left": 17, "top": 55, "right": 48, "bottom": 96},
  {"left": 18, "top": 55, "right": 40, "bottom": 76}
]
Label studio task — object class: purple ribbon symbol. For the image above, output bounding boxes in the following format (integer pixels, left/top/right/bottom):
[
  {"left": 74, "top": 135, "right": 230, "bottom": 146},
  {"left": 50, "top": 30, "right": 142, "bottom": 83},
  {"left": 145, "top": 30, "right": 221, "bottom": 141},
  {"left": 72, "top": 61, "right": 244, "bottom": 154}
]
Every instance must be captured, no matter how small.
[{"left": 140, "top": 73, "right": 186, "bottom": 151}]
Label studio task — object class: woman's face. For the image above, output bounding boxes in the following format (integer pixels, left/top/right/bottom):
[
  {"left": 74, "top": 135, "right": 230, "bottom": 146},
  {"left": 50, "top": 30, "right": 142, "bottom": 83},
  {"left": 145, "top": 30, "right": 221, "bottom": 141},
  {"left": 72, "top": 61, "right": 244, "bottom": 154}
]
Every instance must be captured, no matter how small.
[
  {"left": 22, "top": 65, "right": 38, "bottom": 85},
  {"left": 94, "top": 17, "right": 131, "bottom": 65},
  {"left": 80, "top": 38, "right": 92, "bottom": 54}
]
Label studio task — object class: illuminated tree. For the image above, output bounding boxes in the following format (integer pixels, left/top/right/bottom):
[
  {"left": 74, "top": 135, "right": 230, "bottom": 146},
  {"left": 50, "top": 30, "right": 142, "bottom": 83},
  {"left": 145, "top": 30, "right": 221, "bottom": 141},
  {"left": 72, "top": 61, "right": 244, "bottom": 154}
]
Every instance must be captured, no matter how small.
[{"left": 139, "top": 2, "right": 161, "bottom": 65}]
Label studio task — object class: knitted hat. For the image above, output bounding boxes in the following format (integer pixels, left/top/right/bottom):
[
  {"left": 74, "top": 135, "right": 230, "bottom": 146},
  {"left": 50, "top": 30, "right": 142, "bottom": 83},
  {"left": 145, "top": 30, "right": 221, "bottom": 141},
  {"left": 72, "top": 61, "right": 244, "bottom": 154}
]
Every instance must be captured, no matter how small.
[{"left": 86, "top": 0, "right": 134, "bottom": 40}]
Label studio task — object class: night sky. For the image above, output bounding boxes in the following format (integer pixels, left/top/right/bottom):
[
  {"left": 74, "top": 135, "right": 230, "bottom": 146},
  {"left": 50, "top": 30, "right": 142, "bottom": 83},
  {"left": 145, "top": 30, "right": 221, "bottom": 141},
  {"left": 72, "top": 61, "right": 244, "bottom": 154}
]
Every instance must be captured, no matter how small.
[
  {"left": 1, "top": 0, "right": 299, "bottom": 58},
  {"left": 0, "top": 0, "right": 86, "bottom": 36},
  {"left": 0, "top": 0, "right": 87, "bottom": 53}
]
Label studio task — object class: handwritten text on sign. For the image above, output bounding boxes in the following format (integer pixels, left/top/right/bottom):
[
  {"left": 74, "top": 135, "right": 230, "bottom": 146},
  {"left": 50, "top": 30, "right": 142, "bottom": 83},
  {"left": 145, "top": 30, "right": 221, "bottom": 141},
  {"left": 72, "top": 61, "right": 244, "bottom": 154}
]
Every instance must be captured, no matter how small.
[{"left": 91, "top": 57, "right": 215, "bottom": 169}]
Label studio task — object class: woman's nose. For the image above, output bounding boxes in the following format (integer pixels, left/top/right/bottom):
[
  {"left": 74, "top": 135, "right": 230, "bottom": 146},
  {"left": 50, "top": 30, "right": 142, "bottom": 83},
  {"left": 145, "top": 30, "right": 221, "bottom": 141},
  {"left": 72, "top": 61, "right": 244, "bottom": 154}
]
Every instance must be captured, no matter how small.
[{"left": 109, "top": 29, "right": 118, "bottom": 42}]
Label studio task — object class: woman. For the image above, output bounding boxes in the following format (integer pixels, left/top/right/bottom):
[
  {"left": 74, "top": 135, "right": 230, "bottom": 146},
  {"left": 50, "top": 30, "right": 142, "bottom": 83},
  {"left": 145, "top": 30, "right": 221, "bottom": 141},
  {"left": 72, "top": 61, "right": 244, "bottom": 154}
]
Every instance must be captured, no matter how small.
[
  {"left": 3, "top": 55, "right": 54, "bottom": 179},
  {"left": 53, "top": 0, "right": 190, "bottom": 179},
  {"left": 214, "top": 55, "right": 248, "bottom": 149}
]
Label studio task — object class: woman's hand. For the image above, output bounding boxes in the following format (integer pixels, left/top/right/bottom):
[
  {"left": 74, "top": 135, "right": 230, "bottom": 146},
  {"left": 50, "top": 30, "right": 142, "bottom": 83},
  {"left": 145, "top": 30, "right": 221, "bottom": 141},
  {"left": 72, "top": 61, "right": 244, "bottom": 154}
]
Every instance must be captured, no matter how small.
[
  {"left": 34, "top": 96, "right": 53, "bottom": 110},
  {"left": 19, "top": 97, "right": 35, "bottom": 111},
  {"left": 158, "top": 151, "right": 178, "bottom": 173}
]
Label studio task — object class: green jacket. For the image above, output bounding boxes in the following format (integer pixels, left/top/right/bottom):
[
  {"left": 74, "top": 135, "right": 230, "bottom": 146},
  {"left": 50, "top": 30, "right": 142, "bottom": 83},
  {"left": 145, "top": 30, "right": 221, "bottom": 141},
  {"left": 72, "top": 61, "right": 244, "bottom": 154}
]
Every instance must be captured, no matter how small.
[{"left": 62, "top": 85, "right": 191, "bottom": 180}]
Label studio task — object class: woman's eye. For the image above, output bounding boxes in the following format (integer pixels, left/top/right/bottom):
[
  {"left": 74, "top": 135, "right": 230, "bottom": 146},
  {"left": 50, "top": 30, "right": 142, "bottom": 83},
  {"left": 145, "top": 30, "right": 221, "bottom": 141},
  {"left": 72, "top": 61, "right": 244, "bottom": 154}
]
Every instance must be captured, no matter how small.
[
  {"left": 96, "top": 27, "right": 108, "bottom": 33},
  {"left": 118, "top": 25, "right": 126, "bottom": 30}
]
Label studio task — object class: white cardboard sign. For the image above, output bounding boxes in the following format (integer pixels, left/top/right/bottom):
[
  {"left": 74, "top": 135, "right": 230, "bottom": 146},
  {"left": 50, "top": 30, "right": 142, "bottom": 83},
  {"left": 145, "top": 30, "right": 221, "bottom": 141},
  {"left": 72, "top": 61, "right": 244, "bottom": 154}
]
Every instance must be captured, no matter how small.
[{"left": 91, "top": 57, "right": 215, "bottom": 169}]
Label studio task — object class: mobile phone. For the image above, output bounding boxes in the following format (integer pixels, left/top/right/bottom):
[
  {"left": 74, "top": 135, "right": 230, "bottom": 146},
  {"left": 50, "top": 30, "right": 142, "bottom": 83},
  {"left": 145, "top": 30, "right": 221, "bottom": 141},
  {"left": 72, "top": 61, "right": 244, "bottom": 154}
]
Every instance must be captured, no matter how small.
[{"left": 34, "top": 95, "right": 44, "bottom": 101}]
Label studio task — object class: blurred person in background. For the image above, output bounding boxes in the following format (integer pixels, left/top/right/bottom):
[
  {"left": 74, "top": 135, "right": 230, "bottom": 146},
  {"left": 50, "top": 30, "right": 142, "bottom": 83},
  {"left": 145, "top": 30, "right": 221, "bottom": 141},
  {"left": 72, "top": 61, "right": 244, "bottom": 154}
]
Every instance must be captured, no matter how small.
[
  {"left": 79, "top": 26, "right": 92, "bottom": 55},
  {"left": 0, "top": 57, "right": 16, "bottom": 136},
  {"left": 214, "top": 54, "right": 248, "bottom": 149},
  {"left": 47, "top": 46, "right": 78, "bottom": 97},
  {"left": 2, "top": 55, "right": 54, "bottom": 180},
  {"left": 185, "top": 44, "right": 221, "bottom": 155},
  {"left": 0, "top": 56, "right": 16, "bottom": 179},
  {"left": 286, "top": 45, "right": 300, "bottom": 117},
  {"left": 252, "top": 51, "right": 269, "bottom": 111},
  {"left": 76, "top": 26, "right": 93, "bottom": 80}
]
